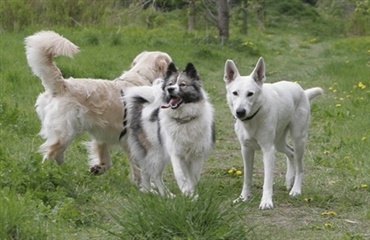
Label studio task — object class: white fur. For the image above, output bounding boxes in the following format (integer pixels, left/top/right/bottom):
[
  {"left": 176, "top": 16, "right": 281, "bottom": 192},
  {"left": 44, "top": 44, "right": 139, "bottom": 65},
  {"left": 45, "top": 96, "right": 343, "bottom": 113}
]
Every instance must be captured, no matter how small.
[
  {"left": 160, "top": 89, "right": 214, "bottom": 196},
  {"left": 124, "top": 79, "right": 171, "bottom": 196},
  {"left": 124, "top": 75, "right": 214, "bottom": 197},
  {"left": 25, "top": 31, "right": 172, "bottom": 178},
  {"left": 224, "top": 57, "right": 323, "bottom": 209}
]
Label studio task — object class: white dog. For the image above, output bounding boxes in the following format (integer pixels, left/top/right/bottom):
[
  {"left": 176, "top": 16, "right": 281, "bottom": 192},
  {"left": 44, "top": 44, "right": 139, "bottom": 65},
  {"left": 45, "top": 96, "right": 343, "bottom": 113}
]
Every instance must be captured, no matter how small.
[
  {"left": 24, "top": 31, "right": 172, "bottom": 180},
  {"left": 124, "top": 62, "right": 215, "bottom": 196},
  {"left": 224, "top": 57, "right": 323, "bottom": 209}
]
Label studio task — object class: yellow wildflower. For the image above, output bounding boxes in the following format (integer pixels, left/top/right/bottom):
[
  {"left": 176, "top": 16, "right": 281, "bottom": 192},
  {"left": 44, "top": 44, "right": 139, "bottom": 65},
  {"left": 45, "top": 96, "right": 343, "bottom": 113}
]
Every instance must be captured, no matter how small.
[
  {"left": 322, "top": 210, "right": 337, "bottom": 216},
  {"left": 236, "top": 170, "right": 242, "bottom": 175},
  {"left": 335, "top": 104, "right": 341, "bottom": 107},
  {"left": 361, "top": 184, "right": 368, "bottom": 188},
  {"left": 228, "top": 167, "right": 236, "bottom": 174},
  {"left": 358, "top": 82, "right": 366, "bottom": 89},
  {"left": 324, "top": 222, "right": 332, "bottom": 228}
]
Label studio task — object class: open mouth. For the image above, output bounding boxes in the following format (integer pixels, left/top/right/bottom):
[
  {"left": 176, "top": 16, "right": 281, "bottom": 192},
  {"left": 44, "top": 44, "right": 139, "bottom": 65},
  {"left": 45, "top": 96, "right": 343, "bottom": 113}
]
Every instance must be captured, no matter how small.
[{"left": 161, "top": 97, "right": 184, "bottom": 109}]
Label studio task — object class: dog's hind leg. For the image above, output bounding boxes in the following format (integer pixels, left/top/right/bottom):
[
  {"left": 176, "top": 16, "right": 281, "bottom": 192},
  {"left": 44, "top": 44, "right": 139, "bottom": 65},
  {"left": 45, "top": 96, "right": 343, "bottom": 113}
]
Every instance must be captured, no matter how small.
[
  {"left": 234, "top": 145, "right": 255, "bottom": 204},
  {"left": 150, "top": 162, "right": 174, "bottom": 197},
  {"left": 88, "top": 141, "right": 112, "bottom": 175},
  {"left": 285, "top": 144, "right": 296, "bottom": 191},
  {"left": 40, "top": 134, "right": 75, "bottom": 165},
  {"left": 278, "top": 144, "right": 295, "bottom": 191},
  {"left": 289, "top": 136, "right": 306, "bottom": 197},
  {"left": 289, "top": 113, "right": 309, "bottom": 197},
  {"left": 41, "top": 140, "right": 66, "bottom": 165}
]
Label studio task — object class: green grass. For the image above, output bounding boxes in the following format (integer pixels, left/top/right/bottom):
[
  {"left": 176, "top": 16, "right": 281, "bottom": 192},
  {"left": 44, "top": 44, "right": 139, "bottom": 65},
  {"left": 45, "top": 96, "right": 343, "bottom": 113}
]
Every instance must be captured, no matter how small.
[{"left": 0, "top": 25, "right": 369, "bottom": 239}]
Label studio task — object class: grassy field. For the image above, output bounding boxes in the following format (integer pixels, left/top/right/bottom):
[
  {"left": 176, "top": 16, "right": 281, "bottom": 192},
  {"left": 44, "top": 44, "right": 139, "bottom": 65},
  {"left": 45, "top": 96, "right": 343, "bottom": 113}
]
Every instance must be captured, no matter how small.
[{"left": 0, "top": 24, "right": 369, "bottom": 239}]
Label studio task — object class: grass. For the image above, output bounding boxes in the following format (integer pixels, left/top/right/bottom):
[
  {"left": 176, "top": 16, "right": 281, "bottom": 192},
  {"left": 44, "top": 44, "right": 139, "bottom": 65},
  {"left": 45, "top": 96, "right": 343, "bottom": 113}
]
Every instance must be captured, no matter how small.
[{"left": 0, "top": 24, "right": 369, "bottom": 239}]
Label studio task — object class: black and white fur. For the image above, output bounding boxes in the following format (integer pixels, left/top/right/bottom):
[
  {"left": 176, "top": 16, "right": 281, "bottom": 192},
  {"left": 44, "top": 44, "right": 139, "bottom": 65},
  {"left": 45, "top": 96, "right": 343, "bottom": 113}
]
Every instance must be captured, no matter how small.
[
  {"left": 124, "top": 62, "right": 215, "bottom": 196},
  {"left": 224, "top": 57, "right": 323, "bottom": 209}
]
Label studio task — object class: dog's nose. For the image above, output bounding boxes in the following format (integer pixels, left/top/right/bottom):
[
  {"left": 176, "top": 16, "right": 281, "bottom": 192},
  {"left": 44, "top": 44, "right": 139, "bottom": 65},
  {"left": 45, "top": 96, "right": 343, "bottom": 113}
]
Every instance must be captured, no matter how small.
[
  {"left": 167, "top": 87, "right": 175, "bottom": 93},
  {"left": 236, "top": 108, "right": 246, "bottom": 118}
]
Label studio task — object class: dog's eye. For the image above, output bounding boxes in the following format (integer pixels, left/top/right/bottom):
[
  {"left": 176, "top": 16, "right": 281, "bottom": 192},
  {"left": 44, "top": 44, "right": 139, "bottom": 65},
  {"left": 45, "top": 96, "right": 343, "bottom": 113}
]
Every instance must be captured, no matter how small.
[
  {"left": 247, "top": 92, "right": 254, "bottom": 97},
  {"left": 180, "top": 83, "right": 186, "bottom": 87},
  {"left": 232, "top": 91, "right": 238, "bottom": 96}
]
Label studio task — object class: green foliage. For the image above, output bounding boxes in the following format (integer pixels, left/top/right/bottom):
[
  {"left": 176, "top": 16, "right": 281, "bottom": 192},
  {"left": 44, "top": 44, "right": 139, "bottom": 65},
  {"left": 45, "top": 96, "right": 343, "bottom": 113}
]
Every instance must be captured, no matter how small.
[
  {"left": 0, "top": 189, "right": 48, "bottom": 239},
  {"left": 108, "top": 181, "right": 253, "bottom": 240}
]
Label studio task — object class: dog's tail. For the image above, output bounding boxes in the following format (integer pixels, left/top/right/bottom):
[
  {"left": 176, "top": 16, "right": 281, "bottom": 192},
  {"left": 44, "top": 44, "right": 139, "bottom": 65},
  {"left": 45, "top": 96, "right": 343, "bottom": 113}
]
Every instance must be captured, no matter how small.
[
  {"left": 305, "top": 87, "right": 323, "bottom": 101},
  {"left": 25, "top": 31, "right": 79, "bottom": 93},
  {"left": 123, "top": 78, "right": 164, "bottom": 106}
]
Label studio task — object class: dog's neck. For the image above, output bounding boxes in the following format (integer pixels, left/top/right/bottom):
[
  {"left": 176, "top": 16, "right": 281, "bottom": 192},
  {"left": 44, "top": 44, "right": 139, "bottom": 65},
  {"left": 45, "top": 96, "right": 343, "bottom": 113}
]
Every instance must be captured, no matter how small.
[
  {"left": 240, "top": 107, "right": 261, "bottom": 121},
  {"left": 115, "top": 71, "right": 153, "bottom": 84},
  {"left": 172, "top": 115, "right": 197, "bottom": 124}
]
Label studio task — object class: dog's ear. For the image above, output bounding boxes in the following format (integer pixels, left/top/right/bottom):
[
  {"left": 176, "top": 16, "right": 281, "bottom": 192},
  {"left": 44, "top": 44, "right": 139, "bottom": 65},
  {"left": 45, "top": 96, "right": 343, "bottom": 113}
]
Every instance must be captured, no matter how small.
[
  {"left": 166, "top": 62, "right": 177, "bottom": 78},
  {"left": 184, "top": 63, "right": 199, "bottom": 80},
  {"left": 156, "top": 55, "right": 171, "bottom": 75},
  {"left": 251, "top": 57, "right": 265, "bottom": 86},
  {"left": 224, "top": 60, "right": 240, "bottom": 84}
]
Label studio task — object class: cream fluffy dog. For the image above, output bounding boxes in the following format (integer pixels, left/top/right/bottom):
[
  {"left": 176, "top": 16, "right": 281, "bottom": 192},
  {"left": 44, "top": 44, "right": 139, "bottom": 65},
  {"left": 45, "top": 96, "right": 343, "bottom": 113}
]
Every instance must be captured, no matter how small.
[{"left": 25, "top": 31, "right": 172, "bottom": 179}]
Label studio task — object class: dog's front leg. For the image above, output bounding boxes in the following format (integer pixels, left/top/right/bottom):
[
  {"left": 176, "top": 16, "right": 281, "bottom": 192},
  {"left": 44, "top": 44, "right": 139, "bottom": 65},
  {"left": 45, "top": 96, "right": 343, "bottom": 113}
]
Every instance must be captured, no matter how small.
[
  {"left": 234, "top": 145, "right": 255, "bottom": 204},
  {"left": 259, "top": 146, "right": 275, "bottom": 210},
  {"left": 170, "top": 154, "right": 194, "bottom": 196}
]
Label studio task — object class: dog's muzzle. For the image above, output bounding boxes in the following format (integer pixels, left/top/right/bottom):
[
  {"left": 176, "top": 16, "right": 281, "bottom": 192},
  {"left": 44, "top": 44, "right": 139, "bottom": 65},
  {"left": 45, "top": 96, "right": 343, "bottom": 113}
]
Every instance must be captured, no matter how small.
[{"left": 236, "top": 108, "right": 246, "bottom": 119}]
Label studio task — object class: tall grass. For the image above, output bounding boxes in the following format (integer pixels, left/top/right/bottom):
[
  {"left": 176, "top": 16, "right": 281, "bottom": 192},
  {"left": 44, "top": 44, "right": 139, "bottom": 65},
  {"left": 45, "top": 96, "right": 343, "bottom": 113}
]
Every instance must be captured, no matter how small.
[{"left": 108, "top": 181, "right": 253, "bottom": 239}]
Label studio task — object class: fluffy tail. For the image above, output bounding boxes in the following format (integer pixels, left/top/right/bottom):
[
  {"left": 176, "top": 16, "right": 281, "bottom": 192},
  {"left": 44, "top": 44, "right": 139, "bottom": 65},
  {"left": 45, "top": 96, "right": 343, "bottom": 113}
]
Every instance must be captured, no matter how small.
[
  {"left": 123, "top": 78, "right": 164, "bottom": 106},
  {"left": 24, "top": 31, "right": 79, "bottom": 93},
  {"left": 305, "top": 87, "right": 323, "bottom": 101}
]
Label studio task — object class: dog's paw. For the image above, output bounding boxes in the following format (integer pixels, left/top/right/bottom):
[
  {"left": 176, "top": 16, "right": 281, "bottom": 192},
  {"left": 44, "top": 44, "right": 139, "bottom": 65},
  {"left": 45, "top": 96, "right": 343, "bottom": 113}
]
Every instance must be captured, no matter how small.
[
  {"left": 259, "top": 200, "right": 274, "bottom": 210},
  {"left": 289, "top": 189, "right": 301, "bottom": 197},
  {"left": 285, "top": 177, "right": 295, "bottom": 191},
  {"left": 167, "top": 192, "right": 176, "bottom": 199},
  {"left": 90, "top": 165, "right": 106, "bottom": 175},
  {"left": 233, "top": 195, "right": 248, "bottom": 204}
]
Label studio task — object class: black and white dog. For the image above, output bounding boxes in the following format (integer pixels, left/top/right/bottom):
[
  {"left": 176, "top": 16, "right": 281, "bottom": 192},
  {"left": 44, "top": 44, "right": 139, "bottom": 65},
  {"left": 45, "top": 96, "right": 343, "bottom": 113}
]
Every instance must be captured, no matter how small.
[{"left": 124, "top": 62, "right": 215, "bottom": 197}]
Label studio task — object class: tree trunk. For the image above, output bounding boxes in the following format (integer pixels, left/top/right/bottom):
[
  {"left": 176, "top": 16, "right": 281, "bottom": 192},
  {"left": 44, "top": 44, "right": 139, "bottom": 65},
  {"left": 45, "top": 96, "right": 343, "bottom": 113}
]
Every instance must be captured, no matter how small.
[
  {"left": 241, "top": 0, "right": 248, "bottom": 35},
  {"left": 256, "top": 0, "right": 265, "bottom": 30},
  {"left": 188, "top": 0, "right": 195, "bottom": 32},
  {"left": 218, "top": 0, "right": 230, "bottom": 43}
]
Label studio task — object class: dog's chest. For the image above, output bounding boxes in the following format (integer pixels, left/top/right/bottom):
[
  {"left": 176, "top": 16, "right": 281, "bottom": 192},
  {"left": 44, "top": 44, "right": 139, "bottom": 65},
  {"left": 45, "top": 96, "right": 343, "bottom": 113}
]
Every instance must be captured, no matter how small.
[
  {"left": 163, "top": 119, "right": 212, "bottom": 158},
  {"left": 235, "top": 121, "right": 261, "bottom": 149}
]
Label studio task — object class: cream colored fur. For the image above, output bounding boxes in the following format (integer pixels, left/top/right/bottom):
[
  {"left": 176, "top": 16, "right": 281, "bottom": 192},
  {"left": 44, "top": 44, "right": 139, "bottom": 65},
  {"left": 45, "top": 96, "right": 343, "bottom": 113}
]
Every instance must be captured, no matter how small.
[{"left": 25, "top": 31, "right": 172, "bottom": 179}]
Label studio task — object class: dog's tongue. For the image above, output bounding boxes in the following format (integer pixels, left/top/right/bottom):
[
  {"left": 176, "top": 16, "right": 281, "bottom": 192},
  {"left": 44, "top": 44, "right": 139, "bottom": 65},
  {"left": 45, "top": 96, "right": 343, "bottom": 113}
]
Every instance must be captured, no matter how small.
[{"left": 161, "top": 98, "right": 182, "bottom": 109}]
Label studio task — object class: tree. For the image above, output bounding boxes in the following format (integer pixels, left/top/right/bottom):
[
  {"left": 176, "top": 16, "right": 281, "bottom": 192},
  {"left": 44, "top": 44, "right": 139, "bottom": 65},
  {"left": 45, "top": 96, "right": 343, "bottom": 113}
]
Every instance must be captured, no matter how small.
[
  {"left": 188, "top": 0, "right": 196, "bottom": 31},
  {"left": 218, "top": 0, "right": 230, "bottom": 42}
]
